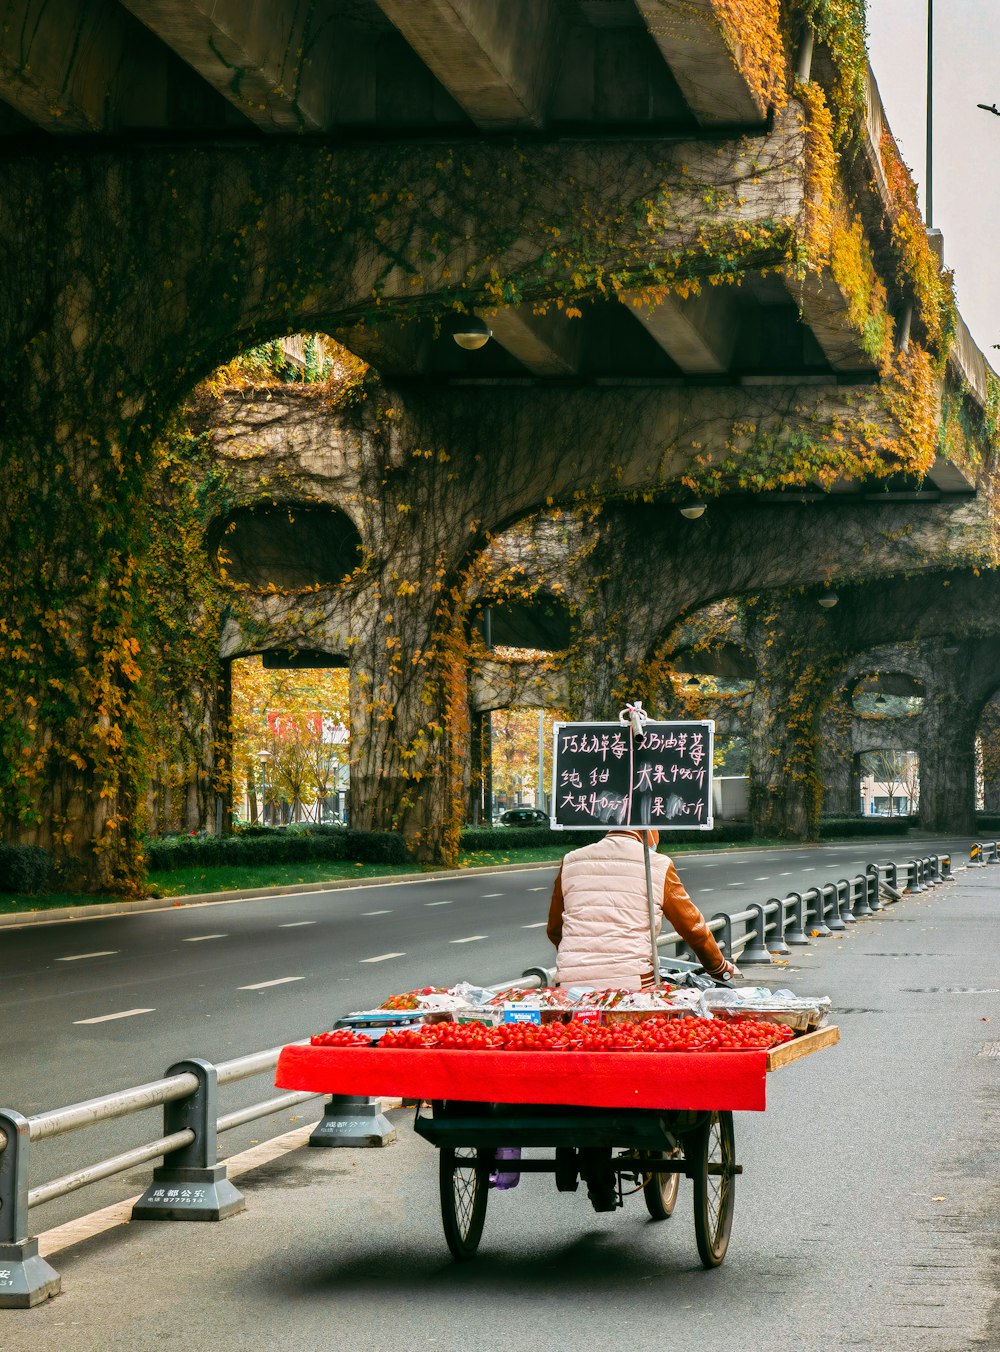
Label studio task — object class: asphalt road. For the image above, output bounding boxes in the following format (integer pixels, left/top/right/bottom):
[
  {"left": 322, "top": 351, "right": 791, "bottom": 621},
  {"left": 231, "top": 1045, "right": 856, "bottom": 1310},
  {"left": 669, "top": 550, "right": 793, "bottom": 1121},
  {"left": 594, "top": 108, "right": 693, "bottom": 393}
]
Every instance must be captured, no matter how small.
[
  {"left": 7, "top": 862, "right": 999, "bottom": 1352},
  {"left": 0, "top": 834, "right": 971, "bottom": 1229}
]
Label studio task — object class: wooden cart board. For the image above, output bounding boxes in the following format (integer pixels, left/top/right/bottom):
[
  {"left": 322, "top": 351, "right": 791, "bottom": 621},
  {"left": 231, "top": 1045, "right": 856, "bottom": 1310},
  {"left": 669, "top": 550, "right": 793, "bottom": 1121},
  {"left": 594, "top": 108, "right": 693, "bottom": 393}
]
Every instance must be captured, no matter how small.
[{"left": 765, "top": 1023, "right": 840, "bottom": 1071}]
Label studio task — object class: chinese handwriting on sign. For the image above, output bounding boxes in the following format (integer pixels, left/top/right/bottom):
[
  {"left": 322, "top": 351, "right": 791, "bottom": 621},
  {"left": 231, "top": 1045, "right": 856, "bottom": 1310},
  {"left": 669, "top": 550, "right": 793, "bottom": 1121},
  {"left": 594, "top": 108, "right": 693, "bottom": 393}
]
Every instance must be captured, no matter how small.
[{"left": 559, "top": 731, "right": 629, "bottom": 761}]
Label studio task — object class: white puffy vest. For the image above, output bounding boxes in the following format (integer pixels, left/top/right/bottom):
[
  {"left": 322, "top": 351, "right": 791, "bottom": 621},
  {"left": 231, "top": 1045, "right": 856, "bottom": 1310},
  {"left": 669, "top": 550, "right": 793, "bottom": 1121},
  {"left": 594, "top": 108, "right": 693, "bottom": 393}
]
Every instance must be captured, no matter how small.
[{"left": 555, "top": 833, "right": 669, "bottom": 989}]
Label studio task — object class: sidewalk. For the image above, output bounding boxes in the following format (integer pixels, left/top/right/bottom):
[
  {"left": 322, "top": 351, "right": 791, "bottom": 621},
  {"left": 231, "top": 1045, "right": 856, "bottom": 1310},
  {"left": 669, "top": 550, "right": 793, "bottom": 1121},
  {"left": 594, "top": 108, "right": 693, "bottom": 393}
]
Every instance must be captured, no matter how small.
[{"left": 7, "top": 871, "right": 1000, "bottom": 1352}]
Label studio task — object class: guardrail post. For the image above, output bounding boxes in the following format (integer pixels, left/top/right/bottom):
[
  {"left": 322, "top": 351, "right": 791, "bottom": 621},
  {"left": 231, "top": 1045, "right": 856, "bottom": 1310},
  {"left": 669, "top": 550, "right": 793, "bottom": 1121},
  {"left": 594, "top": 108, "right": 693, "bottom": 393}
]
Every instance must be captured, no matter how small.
[
  {"left": 309, "top": 1096, "right": 396, "bottom": 1148},
  {"left": 970, "top": 842, "right": 984, "bottom": 868},
  {"left": 805, "top": 887, "right": 832, "bottom": 937},
  {"left": 941, "top": 853, "right": 953, "bottom": 880},
  {"left": 823, "top": 883, "right": 846, "bottom": 932},
  {"left": 131, "top": 1059, "right": 244, "bottom": 1222},
  {"left": 783, "top": 892, "right": 810, "bottom": 946},
  {"left": 907, "top": 859, "right": 926, "bottom": 894},
  {"left": 0, "top": 1111, "right": 60, "bottom": 1308},
  {"left": 739, "top": 904, "right": 772, "bottom": 965},
  {"left": 852, "top": 873, "right": 873, "bottom": 918},
  {"left": 709, "top": 912, "right": 734, "bottom": 963},
  {"left": 836, "top": 880, "right": 857, "bottom": 925},
  {"left": 765, "top": 899, "right": 790, "bottom": 955},
  {"left": 868, "top": 864, "right": 887, "bottom": 909}
]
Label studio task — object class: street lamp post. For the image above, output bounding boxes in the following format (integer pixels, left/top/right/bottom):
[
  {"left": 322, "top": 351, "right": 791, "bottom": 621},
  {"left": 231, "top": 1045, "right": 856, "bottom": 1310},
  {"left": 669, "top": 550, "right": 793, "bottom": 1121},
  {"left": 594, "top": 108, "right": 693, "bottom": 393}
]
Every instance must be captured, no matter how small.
[
  {"left": 258, "top": 749, "right": 272, "bottom": 827},
  {"left": 926, "top": 0, "right": 934, "bottom": 227}
]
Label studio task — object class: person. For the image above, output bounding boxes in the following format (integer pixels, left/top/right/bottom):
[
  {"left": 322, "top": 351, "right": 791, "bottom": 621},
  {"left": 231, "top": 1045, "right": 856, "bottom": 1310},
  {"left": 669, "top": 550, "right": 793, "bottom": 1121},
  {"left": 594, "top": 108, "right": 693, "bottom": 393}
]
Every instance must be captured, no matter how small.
[
  {"left": 546, "top": 826, "right": 734, "bottom": 1212},
  {"left": 546, "top": 827, "right": 735, "bottom": 988}
]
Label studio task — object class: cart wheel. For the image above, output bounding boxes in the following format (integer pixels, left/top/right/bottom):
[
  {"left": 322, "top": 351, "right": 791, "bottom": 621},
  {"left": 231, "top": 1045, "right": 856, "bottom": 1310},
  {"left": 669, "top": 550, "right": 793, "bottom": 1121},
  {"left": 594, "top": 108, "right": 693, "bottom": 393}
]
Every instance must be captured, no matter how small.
[
  {"left": 439, "top": 1147, "right": 491, "bottom": 1261},
  {"left": 642, "top": 1149, "right": 680, "bottom": 1220},
  {"left": 690, "top": 1111, "right": 736, "bottom": 1268}
]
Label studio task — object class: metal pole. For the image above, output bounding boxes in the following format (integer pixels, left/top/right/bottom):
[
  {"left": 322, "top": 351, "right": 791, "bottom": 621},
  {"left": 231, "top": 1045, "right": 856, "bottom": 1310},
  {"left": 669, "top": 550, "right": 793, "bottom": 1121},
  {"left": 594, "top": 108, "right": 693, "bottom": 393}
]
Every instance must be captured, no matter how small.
[
  {"left": 642, "top": 836, "right": 662, "bottom": 984},
  {"left": 926, "top": 0, "right": 933, "bottom": 227},
  {"left": 537, "top": 709, "right": 545, "bottom": 812},
  {"left": 483, "top": 608, "right": 493, "bottom": 822}
]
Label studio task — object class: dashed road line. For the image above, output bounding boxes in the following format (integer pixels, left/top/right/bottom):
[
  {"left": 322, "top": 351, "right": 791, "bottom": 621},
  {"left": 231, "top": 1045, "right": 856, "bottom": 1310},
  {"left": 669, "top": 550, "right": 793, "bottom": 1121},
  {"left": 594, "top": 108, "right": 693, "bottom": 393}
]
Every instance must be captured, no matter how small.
[
  {"left": 278, "top": 921, "right": 316, "bottom": 928},
  {"left": 425, "top": 900, "right": 452, "bottom": 906},
  {"left": 74, "top": 1008, "right": 154, "bottom": 1025},
  {"left": 183, "top": 934, "right": 227, "bottom": 942},
  {"left": 57, "top": 951, "right": 119, "bottom": 962},
  {"left": 238, "top": 977, "right": 304, "bottom": 991},
  {"left": 360, "top": 952, "right": 405, "bottom": 963},
  {"left": 527, "top": 887, "right": 547, "bottom": 892},
  {"left": 522, "top": 922, "right": 547, "bottom": 929},
  {"left": 754, "top": 877, "right": 770, "bottom": 882},
  {"left": 362, "top": 910, "right": 392, "bottom": 916},
  {"left": 481, "top": 893, "right": 504, "bottom": 898},
  {"left": 451, "top": 935, "right": 487, "bottom": 944}
]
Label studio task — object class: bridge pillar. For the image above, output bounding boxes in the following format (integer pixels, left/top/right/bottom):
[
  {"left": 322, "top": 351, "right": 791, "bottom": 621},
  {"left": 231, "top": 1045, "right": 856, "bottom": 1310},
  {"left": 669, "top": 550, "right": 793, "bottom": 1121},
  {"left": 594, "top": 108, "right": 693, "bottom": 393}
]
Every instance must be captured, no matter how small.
[
  {"left": 745, "top": 598, "right": 837, "bottom": 841},
  {"left": 918, "top": 695, "right": 978, "bottom": 834}
]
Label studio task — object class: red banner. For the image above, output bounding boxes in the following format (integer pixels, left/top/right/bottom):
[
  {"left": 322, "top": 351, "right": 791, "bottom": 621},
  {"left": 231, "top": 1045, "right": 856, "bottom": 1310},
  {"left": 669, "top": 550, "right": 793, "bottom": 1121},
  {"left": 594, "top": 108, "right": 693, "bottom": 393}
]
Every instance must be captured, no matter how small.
[{"left": 276, "top": 1044, "right": 768, "bottom": 1111}]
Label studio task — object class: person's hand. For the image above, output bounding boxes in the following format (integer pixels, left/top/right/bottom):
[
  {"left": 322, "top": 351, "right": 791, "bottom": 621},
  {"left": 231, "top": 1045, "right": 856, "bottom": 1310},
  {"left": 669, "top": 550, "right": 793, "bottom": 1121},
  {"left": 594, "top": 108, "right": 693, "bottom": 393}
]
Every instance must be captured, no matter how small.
[{"left": 712, "top": 959, "right": 738, "bottom": 983}]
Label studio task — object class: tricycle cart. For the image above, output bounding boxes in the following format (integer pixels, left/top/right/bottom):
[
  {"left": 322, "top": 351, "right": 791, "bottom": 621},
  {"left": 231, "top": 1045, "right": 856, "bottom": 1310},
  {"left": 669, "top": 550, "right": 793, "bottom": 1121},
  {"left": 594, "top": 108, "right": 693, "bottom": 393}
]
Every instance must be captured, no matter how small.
[{"left": 276, "top": 1024, "right": 838, "bottom": 1269}]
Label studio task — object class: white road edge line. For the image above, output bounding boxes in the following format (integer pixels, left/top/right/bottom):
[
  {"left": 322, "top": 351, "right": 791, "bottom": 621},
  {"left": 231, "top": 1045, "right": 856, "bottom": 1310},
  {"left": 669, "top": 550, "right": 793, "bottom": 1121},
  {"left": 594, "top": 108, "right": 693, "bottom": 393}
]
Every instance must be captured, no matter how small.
[
  {"left": 360, "top": 952, "right": 405, "bottom": 963},
  {"left": 451, "top": 936, "right": 487, "bottom": 944},
  {"left": 238, "top": 977, "right": 304, "bottom": 991},
  {"left": 57, "top": 951, "right": 119, "bottom": 961},
  {"left": 74, "top": 1008, "right": 155, "bottom": 1025}
]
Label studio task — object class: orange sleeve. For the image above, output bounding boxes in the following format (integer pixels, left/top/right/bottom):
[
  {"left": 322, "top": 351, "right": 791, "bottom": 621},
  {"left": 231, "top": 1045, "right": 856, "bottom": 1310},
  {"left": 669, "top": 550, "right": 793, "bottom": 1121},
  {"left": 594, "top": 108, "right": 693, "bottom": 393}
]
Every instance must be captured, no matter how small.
[
  {"left": 661, "top": 859, "right": 726, "bottom": 976},
  {"left": 546, "top": 867, "right": 565, "bottom": 948}
]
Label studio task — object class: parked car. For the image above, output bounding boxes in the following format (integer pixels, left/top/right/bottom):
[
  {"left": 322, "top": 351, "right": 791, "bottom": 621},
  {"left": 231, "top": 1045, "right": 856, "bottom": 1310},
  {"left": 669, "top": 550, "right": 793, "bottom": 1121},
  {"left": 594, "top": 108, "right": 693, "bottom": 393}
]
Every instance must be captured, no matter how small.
[{"left": 496, "top": 808, "right": 549, "bottom": 827}]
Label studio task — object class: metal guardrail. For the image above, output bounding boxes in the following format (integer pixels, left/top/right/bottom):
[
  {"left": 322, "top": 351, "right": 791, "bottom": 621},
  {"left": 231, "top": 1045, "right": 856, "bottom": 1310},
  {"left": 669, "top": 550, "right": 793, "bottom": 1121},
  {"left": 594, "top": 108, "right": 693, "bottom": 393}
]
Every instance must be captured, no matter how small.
[{"left": 0, "top": 846, "right": 973, "bottom": 1307}]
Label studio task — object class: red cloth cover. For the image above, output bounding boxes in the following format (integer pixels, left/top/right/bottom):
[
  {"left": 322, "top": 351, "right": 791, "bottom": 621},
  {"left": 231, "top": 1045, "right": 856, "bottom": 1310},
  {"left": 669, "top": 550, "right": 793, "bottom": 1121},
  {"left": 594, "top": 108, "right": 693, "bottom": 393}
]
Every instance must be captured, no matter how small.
[{"left": 276, "top": 1045, "right": 768, "bottom": 1111}]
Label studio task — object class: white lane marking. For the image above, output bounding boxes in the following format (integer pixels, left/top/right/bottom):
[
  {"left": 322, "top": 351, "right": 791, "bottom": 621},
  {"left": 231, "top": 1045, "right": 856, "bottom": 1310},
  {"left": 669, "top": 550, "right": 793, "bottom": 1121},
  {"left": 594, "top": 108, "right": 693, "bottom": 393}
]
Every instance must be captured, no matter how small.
[
  {"left": 803, "top": 868, "right": 816, "bottom": 872},
  {"left": 527, "top": 887, "right": 547, "bottom": 892},
  {"left": 727, "top": 882, "right": 743, "bottom": 887},
  {"left": 701, "top": 864, "right": 719, "bottom": 868},
  {"left": 425, "top": 901, "right": 452, "bottom": 907},
  {"left": 278, "top": 922, "right": 316, "bottom": 929},
  {"left": 481, "top": 893, "right": 504, "bottom": 898},
  {"left": 57, "top": 951, "right": 119, "bottom": 962},
  {"left": 362, "top": 910, "right": 392, "bottom": 916},
  {"left": 74, "top": 1008, "right": 154, "bottom": 1025},
  {"left": 522, "top": 922, "right": 548, "bottom": 929},
  {"left": 701, "top": 888, "right": 715, "bottom": 894},
  {"left": 182, "top": 935, "right": 227, "bottom": 942},
  {"left": 754, "top": 877, "right": 770, "bottom": 882},
  {"left": 451, "top": 935, "right": 487, "bottom": 944},
  {"left": 779, "top": 872, "right": 793, "bottom": 876},
  {"left": 360, "top": 952, "right": 405, "bottom": 963},
  {"left": 238, "top": 977, "right": 304, "bottom": 991}
]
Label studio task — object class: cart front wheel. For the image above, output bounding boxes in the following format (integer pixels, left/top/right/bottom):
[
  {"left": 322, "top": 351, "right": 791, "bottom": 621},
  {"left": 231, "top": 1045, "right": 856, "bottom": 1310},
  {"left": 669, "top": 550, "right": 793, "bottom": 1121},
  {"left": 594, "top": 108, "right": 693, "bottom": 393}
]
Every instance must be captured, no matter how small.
[
  {"left": 439, "top": 1147, "right": 492, "bottom": 1260},
  {"left": 691, "top": 1111, "right": 736, "bottom": 1268},
  {"left": 641, "top": 1150, "right": 680, "bottom": 1220}
]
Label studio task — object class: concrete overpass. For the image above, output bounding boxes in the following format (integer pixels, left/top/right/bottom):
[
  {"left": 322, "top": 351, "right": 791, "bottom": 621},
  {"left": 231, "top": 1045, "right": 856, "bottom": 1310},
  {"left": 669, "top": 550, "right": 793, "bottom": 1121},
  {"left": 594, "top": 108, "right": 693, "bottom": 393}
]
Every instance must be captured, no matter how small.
[{"left": 1, "top": 0, "right": 997, "bottom": 882}]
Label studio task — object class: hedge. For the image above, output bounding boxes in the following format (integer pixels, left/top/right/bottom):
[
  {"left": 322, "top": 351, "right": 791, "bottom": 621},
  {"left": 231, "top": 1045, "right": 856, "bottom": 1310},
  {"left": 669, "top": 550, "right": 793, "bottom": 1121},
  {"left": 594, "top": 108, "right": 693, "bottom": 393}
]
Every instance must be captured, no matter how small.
[
  {"left": 458, "top": 822, "right": 755, "bottom": 852},
  {"left": 0, "top": 844, "right": 52, "bottom": 894},
  {"left": 817, "top": 816, "right": 911, "bottom": 838},
  {"left": 974, "top": 815, "right": 1000, "bottom": 835},
  {"left": 145, "top": 827, "right": 408, "bottom": 873}
]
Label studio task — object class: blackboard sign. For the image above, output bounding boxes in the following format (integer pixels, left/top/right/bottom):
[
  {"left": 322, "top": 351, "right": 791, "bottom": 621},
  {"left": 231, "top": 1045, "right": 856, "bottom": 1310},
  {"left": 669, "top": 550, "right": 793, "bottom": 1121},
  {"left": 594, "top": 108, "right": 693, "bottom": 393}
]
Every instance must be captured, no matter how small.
[{"left": 550, "top": 720, "right": 714, "bottom": 831}]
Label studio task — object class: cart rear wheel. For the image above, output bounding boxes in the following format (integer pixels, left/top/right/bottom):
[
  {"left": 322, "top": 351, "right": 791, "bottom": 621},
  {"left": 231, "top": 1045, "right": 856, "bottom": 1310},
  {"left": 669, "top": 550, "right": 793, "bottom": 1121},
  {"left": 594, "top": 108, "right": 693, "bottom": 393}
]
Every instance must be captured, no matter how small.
[
  {"left": 642, "top": 1150, "right": 680, "bottom": 1220},
  {"left": 439, "top": 1147, "right": 491, "bottom": 1260},
  {"left": 691, "top": 1111, "right": 736, "bottom": 1268}
]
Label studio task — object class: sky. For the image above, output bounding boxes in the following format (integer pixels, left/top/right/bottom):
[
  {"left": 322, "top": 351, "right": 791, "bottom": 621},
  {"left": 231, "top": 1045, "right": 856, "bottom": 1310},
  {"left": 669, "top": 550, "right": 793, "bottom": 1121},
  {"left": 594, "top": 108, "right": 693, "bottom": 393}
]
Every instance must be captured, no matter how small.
[{"left": 866, "top": 0, "right": 1000, "bottom": 368}]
